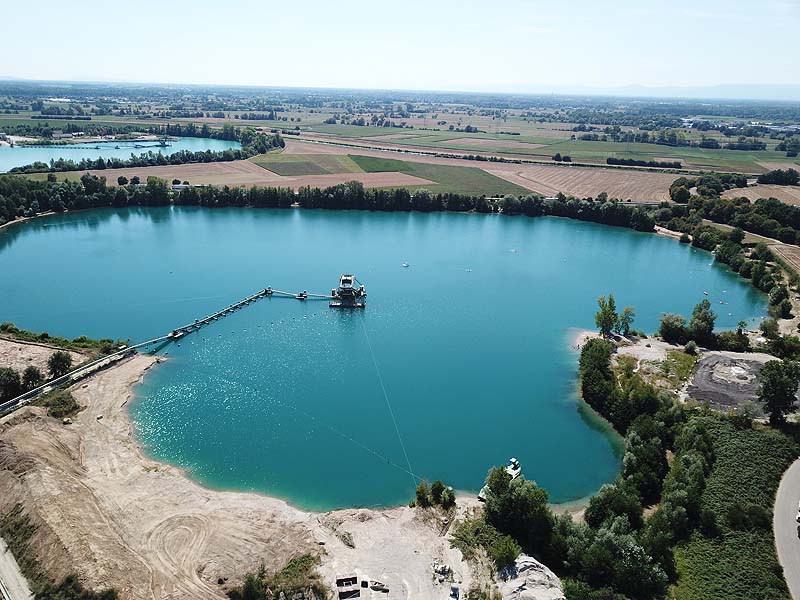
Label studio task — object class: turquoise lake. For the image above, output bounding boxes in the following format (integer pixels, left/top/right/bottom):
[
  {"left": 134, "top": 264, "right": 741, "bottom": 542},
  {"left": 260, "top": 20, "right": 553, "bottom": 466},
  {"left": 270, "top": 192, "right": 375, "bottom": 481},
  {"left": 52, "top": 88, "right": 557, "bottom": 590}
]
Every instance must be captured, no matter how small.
[
  {"left": 0, "top": 208, "right": 767, "bottom": 510},
  {"left": 0, "top": 137, "right": 241, "bottom": 173}
]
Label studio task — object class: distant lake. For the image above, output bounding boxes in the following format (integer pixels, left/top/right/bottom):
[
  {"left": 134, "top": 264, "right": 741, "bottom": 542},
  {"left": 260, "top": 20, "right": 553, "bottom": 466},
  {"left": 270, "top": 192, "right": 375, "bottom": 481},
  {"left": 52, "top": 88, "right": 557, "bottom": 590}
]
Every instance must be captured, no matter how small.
[
  {"left": 0, "top": 137, "right": 241, "bottom": 173},
  {"left": 0, "top": 208, "right": 767, "bottom": 510}
]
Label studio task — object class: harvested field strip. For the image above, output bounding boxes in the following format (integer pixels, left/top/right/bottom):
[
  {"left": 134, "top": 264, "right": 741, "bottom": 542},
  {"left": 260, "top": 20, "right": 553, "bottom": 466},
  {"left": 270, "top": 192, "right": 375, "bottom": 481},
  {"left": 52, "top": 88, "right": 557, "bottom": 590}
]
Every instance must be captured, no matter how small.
[
  {"left": 770, "top": 244, "right": 800, "bottom": 276},
  {"left": 348, "top": 154, "right": 530, "bottom": 196},
  {"left": 721, "top": 185, "right": 800, "bottom": 205},
  {"left": 485, "top": 164, "right": 675, "bottom": 203},
  {"left": 757, "top": 161, "right": 800, "bottom": 172},
  {"left": 33, "top": 161, "right": 435, "bottom": 190}
]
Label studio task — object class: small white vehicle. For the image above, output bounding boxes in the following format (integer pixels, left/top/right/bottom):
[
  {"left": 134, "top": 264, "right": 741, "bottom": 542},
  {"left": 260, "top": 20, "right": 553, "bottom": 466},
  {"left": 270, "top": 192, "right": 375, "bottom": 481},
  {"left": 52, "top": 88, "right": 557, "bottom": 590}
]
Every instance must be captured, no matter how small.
[{"left": 796, "top": 500, "right": 800, "bottom": 524}]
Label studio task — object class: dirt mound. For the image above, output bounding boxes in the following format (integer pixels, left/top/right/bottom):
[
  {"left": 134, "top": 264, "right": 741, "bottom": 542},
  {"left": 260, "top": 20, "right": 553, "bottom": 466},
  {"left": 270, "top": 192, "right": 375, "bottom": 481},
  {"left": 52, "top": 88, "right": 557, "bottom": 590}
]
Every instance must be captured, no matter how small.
[{"left": 0, "top": 440, "right": 34, "bottom": 475}]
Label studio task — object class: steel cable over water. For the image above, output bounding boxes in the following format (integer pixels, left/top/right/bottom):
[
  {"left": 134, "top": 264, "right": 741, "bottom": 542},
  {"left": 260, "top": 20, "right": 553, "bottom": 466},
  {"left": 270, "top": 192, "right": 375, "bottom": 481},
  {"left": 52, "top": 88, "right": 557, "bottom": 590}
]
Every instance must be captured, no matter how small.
[
  {"left": 207, "top": 370, "right": 421, "bottom": 483},
  {"left": 358, "top": 312, "right": 418, "bottom": 487}
]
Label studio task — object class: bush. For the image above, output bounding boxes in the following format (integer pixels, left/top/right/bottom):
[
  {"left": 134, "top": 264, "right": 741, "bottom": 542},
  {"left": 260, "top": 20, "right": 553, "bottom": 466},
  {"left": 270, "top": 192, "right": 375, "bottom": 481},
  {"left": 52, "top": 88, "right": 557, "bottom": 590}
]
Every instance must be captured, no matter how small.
[
  {"left": 585, "top": 481, "right": 644, "bottom": 530},
  {"left": 415, "top": 481, "right": 431, "bottom": 507},
  {"left": 659, "top": 314, "right": 687, "bottom": 344},
  {"left": 699, "top": 509, "right": 720, "bottom": 538},
  {"left": 0, "top": 367, "right": 21, "bottom": 402},
  {"left": 440, "top": 487, "right": 456, "bottom": 508},
  {"left": 487, "top": 534, "right": 521, "bottom": 569},
  {"left": 41, "top": 390, "right": 79, "bottom": 418},
  {"left": 726, "top": 502, "right": 770, "bottom": 531},
  {"left": 47, "top": 351, "right": 73, "bottom": 378},
  {"left": 431, "top": 480, "right": 445, "bottom": 504},
  {"left": 684, "top": 341, "right": 698, "bottom": 355}
]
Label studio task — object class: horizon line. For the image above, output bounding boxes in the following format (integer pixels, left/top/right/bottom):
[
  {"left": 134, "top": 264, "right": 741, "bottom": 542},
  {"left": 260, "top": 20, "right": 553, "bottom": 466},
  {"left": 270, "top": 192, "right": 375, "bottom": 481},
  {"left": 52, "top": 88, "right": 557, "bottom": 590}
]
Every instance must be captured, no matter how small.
[{"left": 2, "top": 76, "right": 800, "bottom": 103}]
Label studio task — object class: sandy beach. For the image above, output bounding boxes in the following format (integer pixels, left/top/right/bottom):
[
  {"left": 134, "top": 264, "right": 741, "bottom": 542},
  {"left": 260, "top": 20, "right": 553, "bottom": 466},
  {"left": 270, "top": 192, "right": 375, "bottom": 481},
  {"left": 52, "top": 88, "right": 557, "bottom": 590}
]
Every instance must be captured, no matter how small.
[{"left": 0, "top": 340, "right": 481, "bottom": 599}]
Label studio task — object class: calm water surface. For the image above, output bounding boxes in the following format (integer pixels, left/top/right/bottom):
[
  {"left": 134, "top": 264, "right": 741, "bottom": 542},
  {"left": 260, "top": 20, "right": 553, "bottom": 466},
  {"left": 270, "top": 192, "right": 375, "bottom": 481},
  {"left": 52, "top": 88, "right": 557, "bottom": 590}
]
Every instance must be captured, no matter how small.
[
  {"left": 0, "top": 208, "right": 767, "bottom": 510},
  {"left": 0, "top": 137, "right": 241, "bottom": 173}
]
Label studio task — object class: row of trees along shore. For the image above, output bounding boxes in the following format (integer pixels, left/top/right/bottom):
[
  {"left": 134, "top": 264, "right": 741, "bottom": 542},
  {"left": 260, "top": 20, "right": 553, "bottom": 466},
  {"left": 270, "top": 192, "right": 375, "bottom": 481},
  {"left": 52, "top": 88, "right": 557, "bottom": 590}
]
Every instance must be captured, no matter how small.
[
  {"left": 0, "top": 175, "right": 657, "bottom": 230},
  {"left": 454, "top": 294, "right": 800, "bottom": 600},
  {"left": 7, "top": 130, "right": 284, "bottom": 174},
  {"left": 3, "top": 168, "right": 800, "bottom": 299}
]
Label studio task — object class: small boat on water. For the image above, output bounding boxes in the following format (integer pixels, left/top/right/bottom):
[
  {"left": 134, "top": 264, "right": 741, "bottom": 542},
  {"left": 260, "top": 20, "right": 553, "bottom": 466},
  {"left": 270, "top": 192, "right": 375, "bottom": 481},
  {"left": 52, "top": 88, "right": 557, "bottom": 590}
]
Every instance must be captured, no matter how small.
[
  {"left": 402, "top": 262, "right": 409, "bottom": 268},
  {"left": 505, "top": 457, "right": 522, "bottom": 480},
  {"left": 478, "top": 457, "right": 522, "bottom": 501}
]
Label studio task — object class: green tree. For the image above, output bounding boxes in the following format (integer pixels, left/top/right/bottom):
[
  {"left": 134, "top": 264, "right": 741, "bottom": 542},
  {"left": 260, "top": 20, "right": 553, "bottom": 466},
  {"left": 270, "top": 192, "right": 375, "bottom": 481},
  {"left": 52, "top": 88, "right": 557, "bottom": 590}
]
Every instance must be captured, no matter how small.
[
  {"left": 728, "top": 227, "right": 746, "bottom": 244},
  {"left": 585, "top": 481, "right": 644, "bottom": 530},
  {"left": 689, "top": 299, "right": 716, "bottom": 347},
  {"left": 758, "top": 360, "right": 800, "bottom": 426},
  {"left": 760, "top": 318, "right": 780, "bottom": 339},
  {"left": 415, "top": 481, "right": 431, "bottom": 507},
  {"left": 595, "top": 295, "right": 618, "bottom": 338},
  {"left": 488, "top": 534, "right": 521, "bottom": 569},
  {"left": 430, "top": 480, "right": 445, "bottom": 504},
  {"left": 779, "top": 298, "right": 793, "bottom": 319},
  {"left": 615, "top": 306, "right": 636, "bottom": 336},
  {"left": 484, "top": 470, "right": 554, "bottom": 557},
  {"left": 0, "top": 367, "right": 21, "bottom": 402},
  {"left": 440, "top": 487, "right": 456, "bottom": 509},
  {"left": 670, "top": 185, "right": 690, "bottom": 203},
  {"left": 659, "top": 313, "right": 687, "bottom": 344},
  {"left": 21, "top": 365, "right": 44, "bottom": 391},
  {"left": 47, "top": 351, "right": 73, "bottom": 378}
]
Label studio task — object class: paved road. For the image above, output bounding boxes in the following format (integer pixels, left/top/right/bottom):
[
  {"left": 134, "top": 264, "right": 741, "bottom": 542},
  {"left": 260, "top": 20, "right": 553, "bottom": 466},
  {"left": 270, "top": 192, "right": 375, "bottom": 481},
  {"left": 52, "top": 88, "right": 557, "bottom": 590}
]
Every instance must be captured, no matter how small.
[
  {"left": 775, "top": 458, "right": 800, "bottom": 600},
  {"left": 0, "top": 535, "right": 33, "bottom": 600}
]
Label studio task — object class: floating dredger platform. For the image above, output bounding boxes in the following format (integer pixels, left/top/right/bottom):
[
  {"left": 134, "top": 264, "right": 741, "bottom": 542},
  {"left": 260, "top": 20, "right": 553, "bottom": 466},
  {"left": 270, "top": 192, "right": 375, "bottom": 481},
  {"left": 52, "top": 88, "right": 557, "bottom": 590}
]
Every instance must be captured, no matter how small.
[{"left": 330, "top": 274, "right": 367, "bottom": 308}]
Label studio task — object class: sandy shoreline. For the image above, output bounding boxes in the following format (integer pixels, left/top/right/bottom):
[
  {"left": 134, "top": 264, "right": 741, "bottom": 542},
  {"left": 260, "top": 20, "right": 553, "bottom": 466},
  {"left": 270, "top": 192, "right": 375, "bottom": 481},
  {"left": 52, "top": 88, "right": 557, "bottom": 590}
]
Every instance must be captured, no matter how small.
[
  {"left": 0, "top": 211, "right": 55, "bottom": 231},
  {"left": 0, "top": 348, "right": 479, "bottom": 599}
]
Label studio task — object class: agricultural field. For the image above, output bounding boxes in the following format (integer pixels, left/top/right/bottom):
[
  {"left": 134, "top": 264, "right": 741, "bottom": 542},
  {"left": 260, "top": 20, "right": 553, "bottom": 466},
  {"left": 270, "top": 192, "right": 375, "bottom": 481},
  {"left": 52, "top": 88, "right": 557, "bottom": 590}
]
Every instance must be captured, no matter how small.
[
  {"left": 303, "top": 123, "right": 792, "bottom": 174},
  {"left": 721, "top": 184, "right": 800, "bottom": 205},
  {"left": 346, "top": 154, "right": 530, "bottom": 195},
  {"left": 249, "top": 152, "right": 362, "bottom": 176},
  {"left": 770, "top": 244, "right": 800, "bottom": 275},
  {"left": 31, "top": 160, "right": 436, "bottom": 190},
  {"left": 485, "top": 163, "right": 675, "bottom": 202}
]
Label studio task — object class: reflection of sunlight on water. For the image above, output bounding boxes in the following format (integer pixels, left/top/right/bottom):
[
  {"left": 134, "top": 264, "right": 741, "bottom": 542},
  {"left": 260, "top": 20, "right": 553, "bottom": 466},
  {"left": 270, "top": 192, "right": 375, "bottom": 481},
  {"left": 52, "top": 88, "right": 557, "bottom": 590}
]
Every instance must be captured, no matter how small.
[{"left": 9, "top": 208, "right": 768, "bottom": 510}]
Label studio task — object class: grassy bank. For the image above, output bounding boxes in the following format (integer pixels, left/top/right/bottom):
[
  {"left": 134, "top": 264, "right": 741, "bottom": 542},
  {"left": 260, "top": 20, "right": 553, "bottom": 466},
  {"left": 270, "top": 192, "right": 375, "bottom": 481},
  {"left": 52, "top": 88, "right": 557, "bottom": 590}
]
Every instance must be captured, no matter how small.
[
  {"left": 0, "top": 322, "right": 121, "bottom": 356},
  {"left": 0, "top": 504, "right": 118, "bottom": 599}
]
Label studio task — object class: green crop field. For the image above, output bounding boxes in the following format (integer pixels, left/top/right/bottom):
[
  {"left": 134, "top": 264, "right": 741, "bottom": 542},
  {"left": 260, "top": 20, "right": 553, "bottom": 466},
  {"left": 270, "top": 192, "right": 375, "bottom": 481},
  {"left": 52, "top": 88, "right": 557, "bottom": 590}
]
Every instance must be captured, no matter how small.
[
  {"left": 307, "top": 124, "right": 420, "bottom": 138},
  {"left": 303, "top": 120, "right": 794, "bottom": 174},
  {"left": 249, "top": 153, "right": 362, "bottom": 176},
  {"left": 348, "top": 154, "right": 529, "bottom": 196}
]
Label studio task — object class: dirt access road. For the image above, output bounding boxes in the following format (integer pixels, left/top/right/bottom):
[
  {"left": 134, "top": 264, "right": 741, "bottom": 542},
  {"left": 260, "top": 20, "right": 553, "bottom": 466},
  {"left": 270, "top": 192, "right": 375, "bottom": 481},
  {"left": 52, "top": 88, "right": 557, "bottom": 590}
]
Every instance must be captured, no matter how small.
[
  {"left": 774, "top": 458, "right": 800, "bottom": 600},
  {"left": 0, "top": 535, "right": 33, "bottom": 600}
]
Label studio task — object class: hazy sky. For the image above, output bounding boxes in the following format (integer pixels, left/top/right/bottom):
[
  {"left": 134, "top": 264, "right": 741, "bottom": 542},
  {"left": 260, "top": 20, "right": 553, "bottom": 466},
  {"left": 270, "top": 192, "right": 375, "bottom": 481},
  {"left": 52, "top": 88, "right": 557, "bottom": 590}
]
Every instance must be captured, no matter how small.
[{"left": 3, "top": 0, "right": 798, "bottom": 93}]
